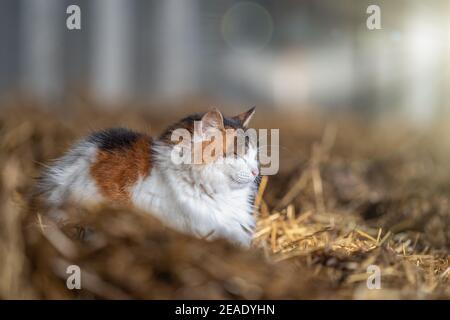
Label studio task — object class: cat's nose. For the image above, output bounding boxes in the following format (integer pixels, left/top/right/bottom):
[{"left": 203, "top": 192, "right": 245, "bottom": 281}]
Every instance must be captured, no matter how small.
[{"left": 251, "top": 168, "right": 259, "bottom": 176}]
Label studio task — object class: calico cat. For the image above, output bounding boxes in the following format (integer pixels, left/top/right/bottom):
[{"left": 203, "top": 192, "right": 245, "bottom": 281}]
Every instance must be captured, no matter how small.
[{"left": 36, "top": 107, "right": 259, "bottom": 247}]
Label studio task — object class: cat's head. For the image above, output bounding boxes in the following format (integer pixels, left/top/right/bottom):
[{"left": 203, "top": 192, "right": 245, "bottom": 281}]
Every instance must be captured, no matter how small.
[{"left": 159, "top": 107, "right": 259, "bottom": 189}]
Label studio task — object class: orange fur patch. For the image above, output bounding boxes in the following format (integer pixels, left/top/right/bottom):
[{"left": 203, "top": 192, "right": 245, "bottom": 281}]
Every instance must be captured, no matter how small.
[
  {"left": 198, "top": 129, "right": 236, "bottom": 163},
  {"left": 159, "top": 114, "right": 246, "bottom": 165},
  {"left": 90, "top": 135, "right": 152, "bottom": 204}
]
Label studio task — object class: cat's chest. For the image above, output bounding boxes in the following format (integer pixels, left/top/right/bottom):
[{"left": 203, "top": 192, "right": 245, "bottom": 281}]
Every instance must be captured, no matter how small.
[
  {"left": 130, "top": 169, "right": 255, "bottom": 245},
  {"left": 183, "top": 190, "right": 253, "bottom": 226},
  {"left": 172, "top": 189, "right": 255, "bottom": 246}
]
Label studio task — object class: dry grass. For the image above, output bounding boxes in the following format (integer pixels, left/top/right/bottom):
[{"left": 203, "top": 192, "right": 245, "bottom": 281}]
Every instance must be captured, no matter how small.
[{"left": 0, "top": 100, "right": 448, "bottom": 299}]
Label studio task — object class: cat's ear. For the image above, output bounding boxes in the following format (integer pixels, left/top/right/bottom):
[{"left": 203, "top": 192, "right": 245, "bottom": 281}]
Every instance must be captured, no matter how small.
[
  {"left": 233, "top": 106, "right": 256, "bottom": 128},
  {"left": 198, "top": 107, "right": 224, "bottom": 135}
]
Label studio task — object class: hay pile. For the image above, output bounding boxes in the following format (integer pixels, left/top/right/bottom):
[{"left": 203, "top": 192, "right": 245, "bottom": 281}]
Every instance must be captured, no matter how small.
[{"left": 0, "top": 101, "right": 448, "bottom": 299}]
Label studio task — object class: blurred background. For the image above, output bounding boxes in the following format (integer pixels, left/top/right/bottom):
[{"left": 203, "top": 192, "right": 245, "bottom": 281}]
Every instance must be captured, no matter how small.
[
  {"left": 0, "top": 0, "right": 449, "bottom": 124},
  {"left": 0, "top": 1, "right": 449, "bottom": 300}
]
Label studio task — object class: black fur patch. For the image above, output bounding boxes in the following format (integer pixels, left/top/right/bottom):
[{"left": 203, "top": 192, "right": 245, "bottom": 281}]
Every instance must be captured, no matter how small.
[
  {"left": 179, "top": 113, "right": 241, "bottom": 129},
  {"left": 159, "top": 112, "right": 243, "bottom": 141},
  {"left": 88, "top": 128, "right": 141, "bottom": 151},
  {"left": 223, "top": 117, "right": 241, "bottom": 129}
]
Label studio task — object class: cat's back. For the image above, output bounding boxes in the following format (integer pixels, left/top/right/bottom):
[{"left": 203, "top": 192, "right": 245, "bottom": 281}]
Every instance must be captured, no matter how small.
[
  {"left": 37, "top": 128, "right": 153, "bottom": 207},
  {"left": 88, "top": 128, "right": 153, "bottom": 203}
]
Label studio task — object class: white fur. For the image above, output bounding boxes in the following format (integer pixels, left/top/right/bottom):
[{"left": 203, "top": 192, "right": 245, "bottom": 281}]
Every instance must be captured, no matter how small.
[
  {"left": 39, "top": 138, "right": 258, "bottom": 248},
  {"left": 131, "top": 141, "right": 258, "bottom": 247},
  {"left": 38, "top": 140, "right": 103, "bottom": 207}
]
